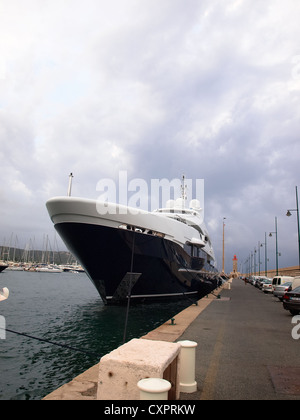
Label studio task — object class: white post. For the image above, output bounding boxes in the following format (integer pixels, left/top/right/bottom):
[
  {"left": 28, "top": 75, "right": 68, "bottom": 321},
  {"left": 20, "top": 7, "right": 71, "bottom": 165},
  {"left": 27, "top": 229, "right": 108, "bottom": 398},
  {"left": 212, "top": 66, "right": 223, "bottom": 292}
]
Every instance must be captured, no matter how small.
[
  {"left": 0, "top": 287, "right": 9, "bottom": 302},
  {"left": 0, "top": 315, "right": 6, "bottom": 339},
  {"left": 137, "top": 378, "right": 171, "bottom": 400},
  {"left": 177, "top": 340, "right": 198, "bottom": 393}
]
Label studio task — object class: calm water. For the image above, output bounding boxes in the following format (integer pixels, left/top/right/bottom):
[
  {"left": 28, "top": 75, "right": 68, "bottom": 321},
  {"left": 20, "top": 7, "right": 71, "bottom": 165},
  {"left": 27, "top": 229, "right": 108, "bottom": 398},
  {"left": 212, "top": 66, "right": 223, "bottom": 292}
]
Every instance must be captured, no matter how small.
[{"left": 0, "top": 270, "right": 191, "bottom": 400}]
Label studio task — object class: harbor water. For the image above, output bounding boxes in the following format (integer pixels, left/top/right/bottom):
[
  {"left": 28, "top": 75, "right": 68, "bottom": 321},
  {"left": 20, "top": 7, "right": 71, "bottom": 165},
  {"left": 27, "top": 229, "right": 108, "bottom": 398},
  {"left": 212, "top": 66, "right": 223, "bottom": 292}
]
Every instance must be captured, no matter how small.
[{"left": 0, "top": 270, "right": 191, "bottom": 400}]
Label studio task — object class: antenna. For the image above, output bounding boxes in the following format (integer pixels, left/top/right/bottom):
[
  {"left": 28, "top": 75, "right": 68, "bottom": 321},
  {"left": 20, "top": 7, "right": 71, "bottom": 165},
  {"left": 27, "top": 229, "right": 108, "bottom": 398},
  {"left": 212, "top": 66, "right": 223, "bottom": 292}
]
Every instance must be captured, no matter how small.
[
  {"left": 67, "top": 173, "right": 74, "bottom": 197},
  {"left": 180, "top": 174, "right": 187, "bottom": 207}
]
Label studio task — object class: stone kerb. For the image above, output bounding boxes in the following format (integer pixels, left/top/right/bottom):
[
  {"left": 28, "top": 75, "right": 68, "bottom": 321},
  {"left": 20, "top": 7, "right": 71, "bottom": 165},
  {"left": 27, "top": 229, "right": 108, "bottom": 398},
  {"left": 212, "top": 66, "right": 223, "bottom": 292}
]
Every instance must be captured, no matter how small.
[{"left": 97, "top": 338, "right": 181, "bottom": 400}]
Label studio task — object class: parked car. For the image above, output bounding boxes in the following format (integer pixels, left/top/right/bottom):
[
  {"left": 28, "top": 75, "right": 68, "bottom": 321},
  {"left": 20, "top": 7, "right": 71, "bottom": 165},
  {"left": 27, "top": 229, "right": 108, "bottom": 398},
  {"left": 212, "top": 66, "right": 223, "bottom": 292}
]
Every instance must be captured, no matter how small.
[
  {"left": 272, "top": 276, "right": 294, "bottom": 292},
  {"left": 261, "top": 279, "right": 273, "bottom": 293},
  {"left": 257, "top": 278, "right": 272, "bottom": 290},
  {"left": 273, "top": 282, "right": 293, "bottom": 301},
  {"left": 283, "top": 286, "right": 300, "bottom": 315},
  {"left": 254, "top": 277, "right": 265, "bottom": 288},
  {"left": 289, "top": 276, "right": 300, "bottom": 291}
]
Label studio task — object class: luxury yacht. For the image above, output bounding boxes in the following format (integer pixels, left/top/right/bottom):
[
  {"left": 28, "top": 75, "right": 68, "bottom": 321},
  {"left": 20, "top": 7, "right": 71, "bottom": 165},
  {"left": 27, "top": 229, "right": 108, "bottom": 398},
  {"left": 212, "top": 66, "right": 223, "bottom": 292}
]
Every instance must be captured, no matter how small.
[{"left": 46, "top": 180, "right": 220, "bottom": 304}]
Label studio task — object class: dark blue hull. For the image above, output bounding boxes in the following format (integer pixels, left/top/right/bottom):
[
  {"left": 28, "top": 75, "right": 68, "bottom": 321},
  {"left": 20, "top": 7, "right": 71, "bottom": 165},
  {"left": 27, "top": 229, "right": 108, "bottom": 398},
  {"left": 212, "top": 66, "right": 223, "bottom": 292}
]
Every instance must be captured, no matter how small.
[
  {"left": 55, "top": 223, "right": 219, "bottom": 304},
  {"left": 0, "top": 265, "right": 8, "bottom": 273}
]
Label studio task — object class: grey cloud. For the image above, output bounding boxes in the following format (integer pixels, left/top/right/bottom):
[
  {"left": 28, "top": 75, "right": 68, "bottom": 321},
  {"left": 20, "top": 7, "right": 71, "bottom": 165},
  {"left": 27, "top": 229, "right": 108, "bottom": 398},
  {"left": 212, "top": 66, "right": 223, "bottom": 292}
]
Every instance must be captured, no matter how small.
[{"left": 0, "top": 0, "right": 300, "bottom": 271}]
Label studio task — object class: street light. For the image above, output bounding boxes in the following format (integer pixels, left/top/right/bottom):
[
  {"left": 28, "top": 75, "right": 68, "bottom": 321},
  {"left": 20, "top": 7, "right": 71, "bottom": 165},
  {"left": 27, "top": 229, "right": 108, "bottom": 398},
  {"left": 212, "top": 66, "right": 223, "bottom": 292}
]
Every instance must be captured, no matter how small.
[
  {"left": 269, "top": 216, "right": 279, "bottom": 276},
  {"left": 258, "top": 241, "right": 263, "bottom": 276},
  {"left": 286, "top": 186, "right": 300, "bottom": 269},
  {"left": 264, "top": 232, "right": 268, "bottom": 277},
  {"left": 222, "top": 217, "right": 226, "bottom": 273}
]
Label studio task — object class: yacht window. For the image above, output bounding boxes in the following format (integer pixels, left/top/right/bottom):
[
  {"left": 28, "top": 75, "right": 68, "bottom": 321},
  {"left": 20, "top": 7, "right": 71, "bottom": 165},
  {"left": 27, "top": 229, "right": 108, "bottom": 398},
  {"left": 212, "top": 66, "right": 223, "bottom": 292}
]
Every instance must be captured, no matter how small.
[{"left": 118, "top": 224, "right": 165, "bottom": 238}]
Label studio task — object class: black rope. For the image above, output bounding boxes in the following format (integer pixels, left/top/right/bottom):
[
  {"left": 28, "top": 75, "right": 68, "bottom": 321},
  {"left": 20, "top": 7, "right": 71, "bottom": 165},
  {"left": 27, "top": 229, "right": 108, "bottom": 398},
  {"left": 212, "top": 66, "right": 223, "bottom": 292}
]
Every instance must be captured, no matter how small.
[
  {"left": 123, "top": 231, "right": 136, "bottom": 344},
  {"left": 0, "top": 327, "right": 100, "bottom": 358},
  {"left": 181, "top": 291, "right": 199, "bottom": 305}
]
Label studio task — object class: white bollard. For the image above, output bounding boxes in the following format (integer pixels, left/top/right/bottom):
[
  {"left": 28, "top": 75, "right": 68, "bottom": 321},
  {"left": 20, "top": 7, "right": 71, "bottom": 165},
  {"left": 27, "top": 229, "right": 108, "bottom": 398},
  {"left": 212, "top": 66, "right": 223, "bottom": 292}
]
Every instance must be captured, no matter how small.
[
  {"left": 137, "top": 378, "right": 171, "bottom": 400},
  {"left": 0, "top": 287, "right": 9, "bottom": 302},
  {"left": 177, "top": 340, "right": 198, "bottom": 393}
]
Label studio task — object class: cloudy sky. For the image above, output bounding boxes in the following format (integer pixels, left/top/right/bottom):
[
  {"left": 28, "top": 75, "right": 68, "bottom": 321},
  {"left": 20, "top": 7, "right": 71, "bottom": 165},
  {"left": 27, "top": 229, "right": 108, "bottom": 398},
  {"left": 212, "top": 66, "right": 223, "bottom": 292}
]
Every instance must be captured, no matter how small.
[{"left": 1, "top": 0, "right": 300, "bottom": 273}]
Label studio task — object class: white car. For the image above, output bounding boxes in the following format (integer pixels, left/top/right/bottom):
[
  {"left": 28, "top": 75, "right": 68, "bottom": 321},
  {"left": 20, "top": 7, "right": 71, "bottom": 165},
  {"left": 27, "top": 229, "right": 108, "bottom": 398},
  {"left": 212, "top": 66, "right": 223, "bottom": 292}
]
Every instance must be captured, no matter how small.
[
  {"left": 261, "top": 280, "right": 273, "bottom": 293},
  {"left": 273, "top": 282, "right": 293, "bottom": 301},
  {"left": 271, "top": 276, "right": 294, "bottom": 292}
]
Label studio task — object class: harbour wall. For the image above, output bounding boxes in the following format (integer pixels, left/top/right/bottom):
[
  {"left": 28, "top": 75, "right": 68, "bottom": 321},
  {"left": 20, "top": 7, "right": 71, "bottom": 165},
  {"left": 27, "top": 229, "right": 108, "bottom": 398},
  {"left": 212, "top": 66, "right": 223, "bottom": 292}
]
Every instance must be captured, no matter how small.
[{"left": 251, "top": 265, "right": 300, "bottom": 278}]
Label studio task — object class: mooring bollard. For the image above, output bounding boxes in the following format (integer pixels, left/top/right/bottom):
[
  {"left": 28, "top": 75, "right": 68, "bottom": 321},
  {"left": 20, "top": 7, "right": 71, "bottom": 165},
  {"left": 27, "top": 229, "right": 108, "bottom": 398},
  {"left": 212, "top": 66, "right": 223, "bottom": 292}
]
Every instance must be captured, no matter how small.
[
  {"left": 177, "top": 340, "right": 198, "bottom": 393},
  {"left": 137, "top": 378, "right": 171, "bottom": 400}
]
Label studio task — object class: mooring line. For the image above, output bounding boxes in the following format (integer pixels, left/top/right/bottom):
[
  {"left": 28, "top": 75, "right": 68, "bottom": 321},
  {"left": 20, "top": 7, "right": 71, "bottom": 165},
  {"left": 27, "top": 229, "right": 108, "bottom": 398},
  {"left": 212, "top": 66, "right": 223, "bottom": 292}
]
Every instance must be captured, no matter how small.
[{"left": 0, "top": 327, "right": 100, "bottom": 358}]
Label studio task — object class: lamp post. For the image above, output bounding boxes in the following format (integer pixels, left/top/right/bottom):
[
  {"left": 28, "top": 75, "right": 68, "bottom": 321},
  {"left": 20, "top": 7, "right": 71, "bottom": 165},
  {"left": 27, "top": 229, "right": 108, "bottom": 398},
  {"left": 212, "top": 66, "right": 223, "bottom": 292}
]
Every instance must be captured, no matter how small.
[
  {"left": 286, "top": 186, "right": 300, "bottom": 269},
  {"left": 258, "top": 241, "right": 262, "bottom": 276},
  {"left": 269, "top": 217, "right": 278, "bottom": 276},
  {"left": 222, "top": 217, "right": 226, "bottom": 273},
  {"left": 264, "top": 232, "right": 268, "bottom": 277},
  {"left": 248, "top": 253, "right": 251, "bottom": 277},
  {"left": 245, "top": 257, "right": 249, "bottom": 277}
]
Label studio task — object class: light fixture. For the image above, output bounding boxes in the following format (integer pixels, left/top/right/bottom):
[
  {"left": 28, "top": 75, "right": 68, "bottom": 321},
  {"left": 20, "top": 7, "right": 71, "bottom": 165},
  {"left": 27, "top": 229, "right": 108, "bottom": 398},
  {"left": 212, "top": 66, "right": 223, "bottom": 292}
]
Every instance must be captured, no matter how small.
[{"left": 285, "top": 186, "right": 300, "bottom": 269}]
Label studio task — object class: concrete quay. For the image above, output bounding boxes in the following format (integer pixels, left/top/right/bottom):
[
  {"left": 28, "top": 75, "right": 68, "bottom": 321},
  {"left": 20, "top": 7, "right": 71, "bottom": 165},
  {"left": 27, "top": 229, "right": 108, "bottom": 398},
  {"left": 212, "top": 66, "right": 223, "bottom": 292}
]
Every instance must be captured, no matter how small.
[
  {"left": 43, "top": 289, "right": 223, "bottom": 400},
  {"left": 43, "top": 279, "right": 300, "bottom": 400},
  {"left": 179, "top": 278, "right": 300, "bottom": 400}
]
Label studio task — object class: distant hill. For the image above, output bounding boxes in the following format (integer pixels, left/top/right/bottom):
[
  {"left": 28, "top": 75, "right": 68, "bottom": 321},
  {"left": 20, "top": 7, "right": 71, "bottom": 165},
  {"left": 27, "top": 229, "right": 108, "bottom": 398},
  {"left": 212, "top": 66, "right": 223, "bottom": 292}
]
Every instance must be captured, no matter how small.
[{"left": 0, "top": 246, "right": 76, "bottom": 266}]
